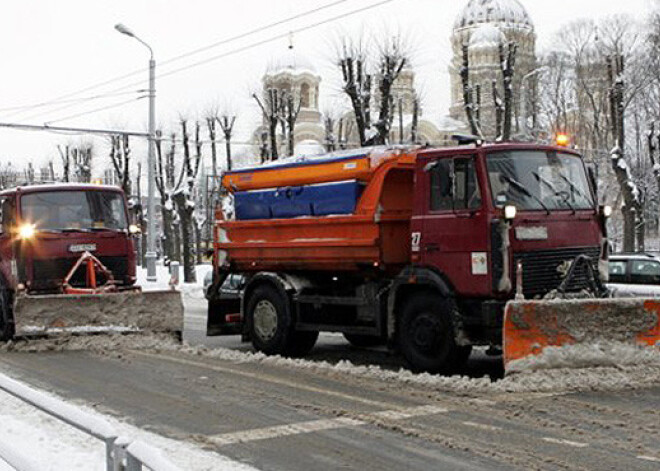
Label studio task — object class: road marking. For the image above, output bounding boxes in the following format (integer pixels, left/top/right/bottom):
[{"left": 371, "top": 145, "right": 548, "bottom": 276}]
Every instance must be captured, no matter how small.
[
  {"left": 542, "top": 437, "right": 589, "bottom": 448},
  {"left": 209, "top": 417, "right": 364, "bottom": 446},
  {"left": 462, "top": 421, "right": 502, "bottom": 432},
  {"left": 131, "top": 350, "right": 402, "bottom": 409},
  {"left": 369, "top": 405, "right": 448, "bottom": 421},
  {"left": 637, "top": 455, "right": 660, "bottom": 463},
  {"left": 208, "top": 404, "right": 449, "bottom": 447}
]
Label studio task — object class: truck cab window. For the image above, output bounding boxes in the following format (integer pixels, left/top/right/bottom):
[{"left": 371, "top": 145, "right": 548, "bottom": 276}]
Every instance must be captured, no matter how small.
[
  {"left": 429, "top": 158, "right": 480, "bottom": 212},
  {"left": 454, "top": 158, "right": 481, "bottom": 210},
  {"left": 0, "top": 197, "right": 14, "bottom": 234}
]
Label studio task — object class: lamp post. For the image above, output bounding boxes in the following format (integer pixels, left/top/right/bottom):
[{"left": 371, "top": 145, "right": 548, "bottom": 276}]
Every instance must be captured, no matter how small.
[{"left": 115, "top": 23, "right": 158, "bottom": 281}]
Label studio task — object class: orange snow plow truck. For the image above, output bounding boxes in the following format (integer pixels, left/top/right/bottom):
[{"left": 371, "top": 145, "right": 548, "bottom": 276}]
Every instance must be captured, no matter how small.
[{"left": 206, "top": 143, "right": 660, "bottom": 374}]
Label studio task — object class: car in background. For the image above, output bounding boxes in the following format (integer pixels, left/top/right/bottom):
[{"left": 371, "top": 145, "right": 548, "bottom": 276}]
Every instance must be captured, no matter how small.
[
  {"left": 203, "top": 271, "right": 245, "bottom": 299},
  {"left": 607, "top": 253, "right": 660, "bottom": 297}
]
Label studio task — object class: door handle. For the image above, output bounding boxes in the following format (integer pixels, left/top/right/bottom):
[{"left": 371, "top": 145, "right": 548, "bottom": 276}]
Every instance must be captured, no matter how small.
[{"left": 425, "top": 243, "right": 440, "bottom": 253}]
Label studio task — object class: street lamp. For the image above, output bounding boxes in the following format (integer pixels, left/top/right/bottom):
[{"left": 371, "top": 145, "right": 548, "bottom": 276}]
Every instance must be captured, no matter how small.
[{"left": 115, "top": 23, "right": 158, "bottom": 282}]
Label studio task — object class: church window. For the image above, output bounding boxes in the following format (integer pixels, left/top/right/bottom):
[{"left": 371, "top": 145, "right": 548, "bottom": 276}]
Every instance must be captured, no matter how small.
[{"left": 300, "top": 82, "right": 311, "bottom": 108}]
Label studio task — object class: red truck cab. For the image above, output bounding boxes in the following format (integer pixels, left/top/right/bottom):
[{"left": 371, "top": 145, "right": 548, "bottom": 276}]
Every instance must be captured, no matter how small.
[{"left": 0, "top": 184, "right": 137, "bottom": 294}]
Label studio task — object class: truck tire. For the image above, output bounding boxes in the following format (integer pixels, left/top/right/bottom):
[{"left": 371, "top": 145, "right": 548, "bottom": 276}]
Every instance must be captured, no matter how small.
[
  {"left": 343, "top": 333, "right": 384, "bottom": 348},
  {"left": 0, "top": 287, "right": 15, "bottom": 342},
  {"left": 397, "top": 293, "right": 458, "bottom": 375},
  {"left": 246, "top": 284, "right": 317, "bottom": 357}
]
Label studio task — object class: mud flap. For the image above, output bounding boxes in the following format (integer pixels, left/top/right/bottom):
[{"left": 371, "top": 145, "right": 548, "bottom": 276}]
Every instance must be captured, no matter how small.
[
  {"left": 503, "top": 298, "right": 660, "bottom": 373},
  {"left": 13, "top": 290, "right": 183, "bottom": 336}
]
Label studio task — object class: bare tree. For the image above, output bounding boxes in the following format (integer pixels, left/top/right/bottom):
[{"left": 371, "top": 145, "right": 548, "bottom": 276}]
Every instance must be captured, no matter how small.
[
  {"left": 57, "top": 145, "right": 71, "bottom": 182},
  {"left": 72, "top": 144, "right": 93, "bottom": 183},
  {"left": 460, "top": 44, "right": 483, "bottom": 138},
  {"left": 372, "top": 37, "right": 407, "bottom": 145},
  {"left": 218, "top": 113, "right": 237, "bottom": 171},
  {"left": 109, "top": 134, "right": 132, "bottom": 195},
  {"left": 499, "top": 41, "right": 518, "bottom": 141},
  {"left": 323, "top": 112, "right": 337, "bottom": 152},
  {"left": 337, "top": 38, "right": 372, "bottom": 146},
  {"left": 253, "top": 89, "right": 283, "bottom": 161},
  {"left": 172, "top": 119, "right": 203, "bottom": 283}
]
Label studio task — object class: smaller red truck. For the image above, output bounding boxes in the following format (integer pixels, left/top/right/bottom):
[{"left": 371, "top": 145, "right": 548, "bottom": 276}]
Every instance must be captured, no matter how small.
[
  {"left": 206, "top": 143, "right": 652, "bottom": 374},
  {"left": 0, "top": 183, "right": 182, "bottom": 340}
]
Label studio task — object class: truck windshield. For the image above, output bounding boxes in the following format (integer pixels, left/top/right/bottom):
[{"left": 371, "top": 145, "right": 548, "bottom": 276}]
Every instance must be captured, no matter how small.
[
  {"left": 21, "top": 191, "right": 128, "bottom": 231},
  {"left": 487, "top": 150, "right": 595, "bottom": 211}
]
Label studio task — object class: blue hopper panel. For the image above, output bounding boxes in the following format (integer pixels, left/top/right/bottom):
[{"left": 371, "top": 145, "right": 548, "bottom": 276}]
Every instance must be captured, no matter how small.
[{"left": 234, "top": 180, "right": 364, "bottom": 220}]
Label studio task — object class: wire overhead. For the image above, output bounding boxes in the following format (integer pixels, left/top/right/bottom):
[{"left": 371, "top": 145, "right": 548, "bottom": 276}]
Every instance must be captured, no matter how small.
[{"left": 2, "top": 0, "right": 355, "bottom": 121}]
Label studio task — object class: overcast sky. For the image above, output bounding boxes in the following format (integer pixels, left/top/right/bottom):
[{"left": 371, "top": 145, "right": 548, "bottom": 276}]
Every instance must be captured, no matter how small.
[{"left": 0, "top": 0, "right": 653, "bottom": 174}]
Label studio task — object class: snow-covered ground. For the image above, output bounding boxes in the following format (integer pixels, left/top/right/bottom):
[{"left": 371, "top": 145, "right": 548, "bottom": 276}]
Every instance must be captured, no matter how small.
[
  {"left": 0, "top": 264, "right": 251, "bottom": 471},
  {"left": 0, "top": 378, "right": 255, "bottom": 471}
]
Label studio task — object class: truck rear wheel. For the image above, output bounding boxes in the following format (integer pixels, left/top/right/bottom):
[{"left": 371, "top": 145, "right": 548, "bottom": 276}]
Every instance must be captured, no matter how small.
[
  {"left": 247, "top": 284, "right": 317, "bottom": 357},
  {"left": 398, "top": 293, "right": 458, "bottom": 375},
  {"left": 0, "top": 287, "right": 15, "bottom": 342}
]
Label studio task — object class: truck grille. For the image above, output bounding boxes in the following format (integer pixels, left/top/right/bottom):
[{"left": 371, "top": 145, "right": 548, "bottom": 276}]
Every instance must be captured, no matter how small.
[
  {"left": 515, "top": 247, "right": 601, "bottom": 299},
  {"left": 31, "top": 256, "right": 129, "bottom": 289}
]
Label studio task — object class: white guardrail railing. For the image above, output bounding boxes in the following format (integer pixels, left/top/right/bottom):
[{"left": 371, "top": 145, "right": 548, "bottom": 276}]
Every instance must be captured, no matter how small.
[{"left": 0, "top": 373, "right": 181, "bottom": 471}]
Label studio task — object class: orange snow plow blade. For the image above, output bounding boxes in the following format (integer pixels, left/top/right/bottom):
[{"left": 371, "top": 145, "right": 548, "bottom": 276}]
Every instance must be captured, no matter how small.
[{"left": 503, "top": 298, "right": 660, "bottom": 373}]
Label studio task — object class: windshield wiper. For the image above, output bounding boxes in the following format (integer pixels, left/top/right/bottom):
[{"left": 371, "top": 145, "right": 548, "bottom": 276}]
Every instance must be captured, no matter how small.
[
  {"left": 532, "top": 172, "right": 576, "bottom": 214},
  {"left": 557, "top": 172, "right": 592, "bottom": 206},
  {"left": 500, "top": 174, "right": 550, "bottom": 215}
]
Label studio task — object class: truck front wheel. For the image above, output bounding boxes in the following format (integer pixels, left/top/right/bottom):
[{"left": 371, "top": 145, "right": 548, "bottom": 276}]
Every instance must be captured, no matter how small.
[
  {"left": 397, "top": 293, "right": 459, "bottom": 375},
  {"left": 246, "top": 284, "right": 317, "bottom": 357}
]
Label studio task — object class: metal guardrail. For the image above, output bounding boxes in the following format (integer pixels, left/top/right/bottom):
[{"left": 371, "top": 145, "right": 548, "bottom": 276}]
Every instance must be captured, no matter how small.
[{"left": 0, "top": 373, "right": 181, "bottom": 471}]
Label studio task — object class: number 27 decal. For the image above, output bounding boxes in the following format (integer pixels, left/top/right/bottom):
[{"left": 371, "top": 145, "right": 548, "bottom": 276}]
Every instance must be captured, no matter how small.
[{"left": 411, "top": 232, "right": 422, "bottom": 252}]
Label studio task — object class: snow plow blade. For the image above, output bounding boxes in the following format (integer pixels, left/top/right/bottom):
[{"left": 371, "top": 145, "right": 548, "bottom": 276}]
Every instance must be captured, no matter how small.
[
  {"left": 503, "top": 298, "right": 660, "bottom": 373},
  {"left": 12, "top": 290, "right": 183, "bottom": 336}
]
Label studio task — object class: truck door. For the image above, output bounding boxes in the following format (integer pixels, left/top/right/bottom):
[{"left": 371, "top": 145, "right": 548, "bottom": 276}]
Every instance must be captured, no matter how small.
[{"left": 421, "top": 155, "right": 490, "bottom": 296}]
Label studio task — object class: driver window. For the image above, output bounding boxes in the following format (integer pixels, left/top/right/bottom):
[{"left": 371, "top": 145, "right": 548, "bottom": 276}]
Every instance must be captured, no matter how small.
[{"left": 429, "top": 157, "right": 481, "bottom": 212}]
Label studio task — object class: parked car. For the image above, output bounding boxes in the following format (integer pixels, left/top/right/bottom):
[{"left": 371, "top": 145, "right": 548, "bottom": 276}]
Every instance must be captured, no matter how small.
[
  {"left": 607, "top": 253, "right": 660, "bottom": 297},
  {"left": 203, "top": 271, "right": 245, "bottom": 300}
]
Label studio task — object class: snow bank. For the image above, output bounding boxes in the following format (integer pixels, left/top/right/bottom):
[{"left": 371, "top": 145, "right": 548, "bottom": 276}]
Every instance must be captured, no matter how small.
[
  {"left": 158, "top": 341, "right": 660, "bottom": 396},
  {"left": 4, "top": 330, "right": 660, "bottom": 396}
]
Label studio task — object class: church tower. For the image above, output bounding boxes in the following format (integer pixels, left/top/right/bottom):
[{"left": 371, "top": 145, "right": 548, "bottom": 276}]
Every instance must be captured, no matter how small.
[
  {"left": 261, "top": 42, "right": 325, "bottom": 152},
  {"left": 449, "top": 0, "right": 537, "bottom": 139}
]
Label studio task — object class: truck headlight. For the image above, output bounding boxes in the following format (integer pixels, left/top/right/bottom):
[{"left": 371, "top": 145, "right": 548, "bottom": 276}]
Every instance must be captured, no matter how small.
[
  {"left": 129, "top": 224, "right": 141, "bottom": 235},
  {"left": 504, "top": 205, "right": 517, "bottom": 221},
  {"left": 601, "top": 205, "right": 613, "bottom": 218},
  {"left": 18, "top": 224, "right": 36, "bottom": 240}
]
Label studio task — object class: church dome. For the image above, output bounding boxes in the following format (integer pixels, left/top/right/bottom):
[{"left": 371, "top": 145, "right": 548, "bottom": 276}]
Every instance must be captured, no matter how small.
[
  {"left": 266, "top": 46, "right": 318, "bottom": 77},
  {"left": 469, "top": 23, "right": 505, "bottom": 49},
  {"left": 454, "top": 0, "right": 533, "bottom": 31}
]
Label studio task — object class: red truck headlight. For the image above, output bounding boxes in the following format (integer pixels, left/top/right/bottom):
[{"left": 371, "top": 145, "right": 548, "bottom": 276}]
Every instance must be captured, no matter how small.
[{"left": 18, "top": 224, "right": 36, "bottom": 240}]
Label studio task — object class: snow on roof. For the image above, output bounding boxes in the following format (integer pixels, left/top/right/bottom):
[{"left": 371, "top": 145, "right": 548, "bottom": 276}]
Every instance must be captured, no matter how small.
[
  {"left": 469, "top": 23, "right": 505, "bottom": 49},
  {"left": 454, "top": 0, "right": 534, "bottom": 31},
  {"left": 265, "top": 46, "right": 318, "bottom": 77},
  {"left": 435, "top": 115, "right": 468, "bottom": 132}
]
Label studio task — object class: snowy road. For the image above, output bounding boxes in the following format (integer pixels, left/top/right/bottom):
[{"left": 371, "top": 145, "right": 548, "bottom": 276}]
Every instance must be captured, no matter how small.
[{"left": 0, "top": 291, "right": 659, "bottom": 470}]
